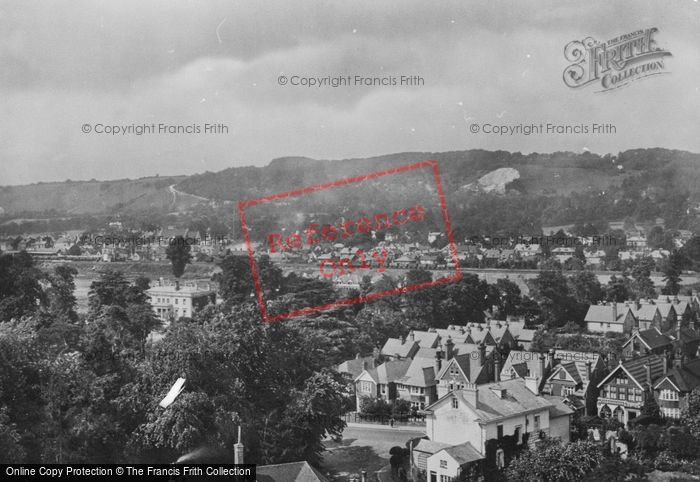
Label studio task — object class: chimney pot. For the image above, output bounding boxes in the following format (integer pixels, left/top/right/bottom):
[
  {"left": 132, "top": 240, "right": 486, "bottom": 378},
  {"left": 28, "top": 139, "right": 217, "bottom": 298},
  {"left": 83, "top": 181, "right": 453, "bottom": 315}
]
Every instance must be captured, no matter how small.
[{"left": 234, "top": 425, "right": 244, "bottom": 465}]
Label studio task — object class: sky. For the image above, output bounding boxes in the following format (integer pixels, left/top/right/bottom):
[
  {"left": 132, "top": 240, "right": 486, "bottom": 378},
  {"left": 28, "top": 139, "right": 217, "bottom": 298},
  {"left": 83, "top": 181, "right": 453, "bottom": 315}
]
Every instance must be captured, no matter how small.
[{"left": 1, "top": 0, "right": 699, "bottom": 185}]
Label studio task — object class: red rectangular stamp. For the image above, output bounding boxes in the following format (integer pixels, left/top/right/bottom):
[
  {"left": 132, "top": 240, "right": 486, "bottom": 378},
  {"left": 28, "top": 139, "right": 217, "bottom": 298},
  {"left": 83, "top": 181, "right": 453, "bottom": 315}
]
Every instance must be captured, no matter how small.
[{"left": 238, "top": 160, "right": 462, "bottom": 323}]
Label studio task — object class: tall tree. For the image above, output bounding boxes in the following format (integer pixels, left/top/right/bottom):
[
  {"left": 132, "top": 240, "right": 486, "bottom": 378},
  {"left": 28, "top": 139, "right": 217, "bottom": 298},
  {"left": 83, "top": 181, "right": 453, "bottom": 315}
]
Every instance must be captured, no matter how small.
[
  {"left": 630, "top": 257, "right": 656, "bottom": 299},
  {"left": 661, "top": 251, "right": 683, "bottom": 296},
  {"left": 165, "top": 236, "right": 193, "bottom": 280}
]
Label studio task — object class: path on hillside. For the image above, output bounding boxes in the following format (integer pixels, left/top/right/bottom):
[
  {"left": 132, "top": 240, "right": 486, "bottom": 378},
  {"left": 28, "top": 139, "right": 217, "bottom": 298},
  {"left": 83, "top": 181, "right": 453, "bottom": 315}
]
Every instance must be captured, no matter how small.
[{"left": 168, "top": 184, "right": 209, "bottom": 206}]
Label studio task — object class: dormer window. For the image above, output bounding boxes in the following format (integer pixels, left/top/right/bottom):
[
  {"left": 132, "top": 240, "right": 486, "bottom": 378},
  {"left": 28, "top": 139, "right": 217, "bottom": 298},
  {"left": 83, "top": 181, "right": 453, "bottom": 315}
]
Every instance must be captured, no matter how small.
[{"left": 452, "top": 398, "right": 459, "bottom": 409}]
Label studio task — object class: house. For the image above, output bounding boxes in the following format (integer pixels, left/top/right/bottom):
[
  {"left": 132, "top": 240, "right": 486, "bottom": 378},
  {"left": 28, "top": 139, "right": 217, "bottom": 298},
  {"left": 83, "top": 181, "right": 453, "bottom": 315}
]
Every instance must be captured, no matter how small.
[
  {"left": 336, "top": 354, "right": 376, "bottom": 380},
  {"left": 624, "top": 302, "right": 663, "bottom": 331},
  {"left": 552, "top": 247, "right": 576, "bottom": 263},
  {"left": 146, "top": 279, "right": 216, "bottom": 323},
  {"left": 426, "top": 442, "right": 484, "bottom": 482},
  {"left": 622, "top": 328, "right": 674, "bottom": 359},
  {"left": 420, "top": 378, "right": 573, "bottom": 480},
  {"left": 584, "top": 302, "right": 636, "bottom": 334},
  {"left": 541, "top": 351, "right": 607, "bottom": 416},
  {"left": 395, "top": 356, "right": 439, "bottom": 410},
  {"left": 657, "top": 294, "right": 697, "bottom": 323},
  {"left": 653, "top": 358, "right": 700, "bottom": 420},
  {"left": 584, "top": 249, "right": 606, "bottom": 266},
  {"left": 354, "top": 359, "right": 412, "bottom": 411},
  {"left": 627, "top": 234, "right": 648, "bottom": 249},
  {"left": 435, "top": 344, "right": 497, "bottom": 398},
  {"left": 596, "top": 354, "right": 666, "bottom": 425}
]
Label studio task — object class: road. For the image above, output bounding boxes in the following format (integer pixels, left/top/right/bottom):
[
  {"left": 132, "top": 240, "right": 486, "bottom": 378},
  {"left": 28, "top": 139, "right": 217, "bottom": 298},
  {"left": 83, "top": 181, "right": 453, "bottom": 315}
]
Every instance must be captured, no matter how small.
[
  {"left": 168, "top": 184, "right": 209, "bottom": 205},
  {"left": 321, "top": 424, "right": 425, "bottom": 481}
]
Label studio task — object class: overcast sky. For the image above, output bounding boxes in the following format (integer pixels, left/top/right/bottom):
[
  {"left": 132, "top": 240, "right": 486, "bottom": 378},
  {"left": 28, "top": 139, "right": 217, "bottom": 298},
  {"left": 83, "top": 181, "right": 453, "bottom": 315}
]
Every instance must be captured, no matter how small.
[{"left": 1, "top": 0, "right": 698, "bottom": 185}]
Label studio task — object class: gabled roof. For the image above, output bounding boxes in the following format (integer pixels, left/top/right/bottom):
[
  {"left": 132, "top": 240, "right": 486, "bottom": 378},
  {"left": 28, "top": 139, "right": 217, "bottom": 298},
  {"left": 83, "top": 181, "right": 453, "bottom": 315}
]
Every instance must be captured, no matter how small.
[
  {"left": 337, "top": 356, "right": 375, "bottom": 379},
  {"left": 380, "top": 338, "right": 419, "bottom": 358},
  {"left": 425, "top": 378, "right": 554, "bottom": 423},
  {"left": 505, "top": 321, "right": 537, "bottom": 343},
  {"left": 375, "top": 359, "right": 412, "bottom": 384},
  {"left": 435, "top": 442, "right": 484, "bottom": 465},
  {"left": 437, "top": 353, "right": 489, "bottom": 384},
  {"left": 622, "top": 328, "right": 673, "bottom": 351},
  {"left": 652, "top": 303, "right": 676, "bottom": 318},
  {"left": 500, "top": 350, "right": 546, "bottom": 380},
  {"left": 357, "top": 359, "right": 412, "bottom": 385},
  {"left": 625, "top": 303, "right": 660, "bottom": 322},
  {"left": 597, "top": 354, "right": 665, "bottom": 390},
  {"left": 584, "top": 304, "right": 632, "bottom": 324},
  {"left": 257, "top": 461, "right": 329, "bottom": 482},
  {"left": 413, "top": 438, "right": 451, "bottom": 454},
  {"left": 542, "top": 395, "right": 576, "bottom": 418},
  {"left": 408, "top": 330, "right": 440, "bottom": 348},
  {"left": 396, "top": 357, "right": 437, "bottom": 387},
  {"left": 653, "top": 359, "right": 700, "bottom": 393}
]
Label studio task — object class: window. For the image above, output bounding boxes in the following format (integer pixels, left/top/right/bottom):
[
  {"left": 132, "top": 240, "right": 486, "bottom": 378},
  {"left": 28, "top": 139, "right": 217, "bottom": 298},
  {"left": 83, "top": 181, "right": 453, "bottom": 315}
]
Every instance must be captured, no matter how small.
[
  {"left": 563, "top": 386, "right": 574, "bottom": 396},
  {"left": 497, "top": 424, "right": 504, "bottom": 439},
  {"left": 440, "top": 476, "right": 452, "bottom": 482},
  {"left": 515, "top": 425, "right": 523, "bottom": 444},
  {"left": 633, "top": 389, "right": 642, "bottom": 402},
  {"left": 175, "top": 298, "right": 178, "bottom": 304},
  {"left": 660, "top": 389, "right": 679, "bottom": 401},
  {"left": 359, "top": 381, "right": 373, "bottom": 393},
  {"left": 559, "top": 371, "right": 566, "bottom": 380},
  {"left": 662, "top": 407, "right": 681, "bottom": 419},
  {"left": 452, "top": 398, "right": 459, "bottom": 409},
  {"left": 439, "top": 460, "right": 448, "bottom": 469},
  {"left": 534, "top": 415, "right": 540, "bottom": 431}
]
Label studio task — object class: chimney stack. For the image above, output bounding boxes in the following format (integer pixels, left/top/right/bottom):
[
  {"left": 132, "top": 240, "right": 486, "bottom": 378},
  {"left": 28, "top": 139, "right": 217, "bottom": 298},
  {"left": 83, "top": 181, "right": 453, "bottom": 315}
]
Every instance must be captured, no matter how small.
[
  {"left": 445, "top": 336, "right": 454, "bottom": 361},
  {"left": 644, "top": 364, "right": 651, "bottom": 387},
  {"left": 479, "top": 342, "right": 486, "bottom": 367},
  {"left": 539, "top": 353, "right": 546, "bottom": 379},
  {"left": 585, "top": 361, "right": 592, "bottom": 381},
  {"left": 463, "top": 383, "right": 478, "bottom": 406},
  {"left": 361, "top": 470, "right": 367, "bottom": 482},
  {"left": 548, "top": 349, "right": 555, "bottom": 369},
  {"left": 612, "top": 302, "right": 618, "bottom": 322},
  {"left": 494, "top": 356, "right": 501, "bottom": 382},
  {"left": 234, "top": 426, "right": 244, "bottom": 465},
  {"left": 663, "top": 356, "right": 668, "bottom": 375},
  {"left": 435, "top": 352, "right": 442, "bottom": 374},
  {"left": 409, "top": 331, "right": 415, "bottom": 342}
]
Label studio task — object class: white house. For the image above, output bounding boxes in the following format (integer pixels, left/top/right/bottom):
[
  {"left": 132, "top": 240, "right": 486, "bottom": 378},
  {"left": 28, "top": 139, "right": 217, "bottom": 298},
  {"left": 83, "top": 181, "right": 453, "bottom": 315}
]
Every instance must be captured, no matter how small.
[{"left": 420, "top": 378, "right": 573, "bottom": 480}]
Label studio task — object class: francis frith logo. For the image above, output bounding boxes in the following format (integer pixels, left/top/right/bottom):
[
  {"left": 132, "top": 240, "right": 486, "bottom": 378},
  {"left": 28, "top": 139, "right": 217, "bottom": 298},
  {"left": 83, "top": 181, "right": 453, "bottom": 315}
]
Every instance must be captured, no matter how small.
[{"left": 563, "top": 28, "right": 671, "bottom": 92}]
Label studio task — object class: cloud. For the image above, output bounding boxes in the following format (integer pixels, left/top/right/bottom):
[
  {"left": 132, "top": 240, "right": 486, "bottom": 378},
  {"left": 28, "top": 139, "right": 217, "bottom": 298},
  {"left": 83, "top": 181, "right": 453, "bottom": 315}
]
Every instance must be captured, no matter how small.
[{"left": 1, "top": 0, "right": 699, "bottom": 185}]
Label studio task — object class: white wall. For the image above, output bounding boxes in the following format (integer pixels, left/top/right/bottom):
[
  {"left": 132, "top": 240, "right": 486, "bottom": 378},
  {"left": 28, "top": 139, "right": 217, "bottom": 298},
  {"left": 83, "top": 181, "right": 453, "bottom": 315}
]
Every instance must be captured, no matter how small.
[{"left": 426, "top": 451, "right": 461, "bottom": 480}]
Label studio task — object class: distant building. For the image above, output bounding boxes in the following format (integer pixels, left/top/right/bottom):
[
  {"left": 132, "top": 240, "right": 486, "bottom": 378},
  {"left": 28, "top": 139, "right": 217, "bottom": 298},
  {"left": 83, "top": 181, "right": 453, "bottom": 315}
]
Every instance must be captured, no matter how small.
[
  {"left": 146, "top": 279, "right": 216, "bottom": 322},
  {"left": 354, "top": 359, "right": 412, "bottom": 411},
  {"left": 584, "top": 302, "right": 636, "bottom": 334}
]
